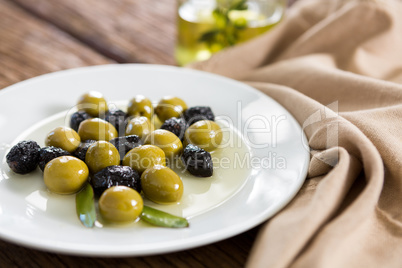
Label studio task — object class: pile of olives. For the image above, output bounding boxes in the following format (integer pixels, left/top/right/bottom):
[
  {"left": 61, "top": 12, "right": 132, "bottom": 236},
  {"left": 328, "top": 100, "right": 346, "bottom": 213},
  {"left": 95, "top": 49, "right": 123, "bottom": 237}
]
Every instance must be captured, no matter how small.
[{"left": 6, "top": 91, "right": 222, "bottom": 225}]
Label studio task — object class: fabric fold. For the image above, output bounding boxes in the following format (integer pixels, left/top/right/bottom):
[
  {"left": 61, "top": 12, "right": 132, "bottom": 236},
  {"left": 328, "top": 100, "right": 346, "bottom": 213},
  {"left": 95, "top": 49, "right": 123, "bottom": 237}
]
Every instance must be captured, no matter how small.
[{"left": 189, "top": 0, "right": 402, "bottom": 267}]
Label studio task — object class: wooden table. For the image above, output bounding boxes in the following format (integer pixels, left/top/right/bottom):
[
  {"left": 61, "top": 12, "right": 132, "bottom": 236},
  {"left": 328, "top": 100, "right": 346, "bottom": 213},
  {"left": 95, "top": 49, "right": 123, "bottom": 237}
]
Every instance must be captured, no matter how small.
[{"left": 0, "top": 0, "right": 297, "bottom": 266}]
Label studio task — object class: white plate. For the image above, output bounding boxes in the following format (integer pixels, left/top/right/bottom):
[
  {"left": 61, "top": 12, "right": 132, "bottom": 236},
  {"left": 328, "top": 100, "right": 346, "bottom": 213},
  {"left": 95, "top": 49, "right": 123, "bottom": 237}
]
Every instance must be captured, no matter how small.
[{"left": 0, "top": 64, "right": 309, "bottom": 256}]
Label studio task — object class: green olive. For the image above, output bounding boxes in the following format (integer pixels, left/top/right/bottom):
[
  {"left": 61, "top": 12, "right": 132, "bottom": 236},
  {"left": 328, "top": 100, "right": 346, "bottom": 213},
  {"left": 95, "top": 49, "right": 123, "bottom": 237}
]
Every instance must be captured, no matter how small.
[
  {"left": 122, "top": 145, "right": 166, "bottom": 173},
  {"left": 45, "top": 126, "right": 81, "bottom": 153},
  {"left": 127, "top": 95, "right": 153, "bottom": 119},
  {"left": 184, "top": 120, "right": 222, "bottom": 152},
  {"left": 77, "top": 91, "right": 108, "bottom": 117},
  {"left": 99, "top": 186, "right": 143, "bottom": 223},
  {"left": 125, "top": 116, "right": 155, "bottom": 140},
  {"left": 85, "top": 141, "right": 120, "bottom": 174},
  {"left": 144, "top": 129, "right": 183, "bottom": 160},
  {"left": 78, "top": 118, "right": 118, "bottom": 141},
  {"left": 155, "top": 96, "right": 187, "bottom": 122},
  {"left": 141, "top": 165, "right": 183, "bottom": 204},
  {"left": 44, "top": 156, "right": 89, "bottom": 194}
]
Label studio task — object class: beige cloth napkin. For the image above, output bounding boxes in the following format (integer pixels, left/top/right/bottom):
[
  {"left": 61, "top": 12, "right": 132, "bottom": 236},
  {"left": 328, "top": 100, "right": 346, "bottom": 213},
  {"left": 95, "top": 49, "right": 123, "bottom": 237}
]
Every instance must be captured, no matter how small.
[{"left": 190, "top": 0, "right": 402, "bottom": 267}]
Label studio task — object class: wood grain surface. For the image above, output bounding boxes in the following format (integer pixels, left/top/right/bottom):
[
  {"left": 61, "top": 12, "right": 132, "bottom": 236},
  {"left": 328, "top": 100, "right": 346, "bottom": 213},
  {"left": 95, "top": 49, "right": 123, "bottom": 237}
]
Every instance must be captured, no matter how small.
[
  {"left": 0, "top": 0, "right": 299, "bottom": 266},
  {"left": 0, "top": 0, "right": 111, "bottom": 89},
  {"left": 0, "top": 226, "right": 259, "bottom": 267},
  {"left": 13, "top": 0, "right": 177, "bottom": 65}
]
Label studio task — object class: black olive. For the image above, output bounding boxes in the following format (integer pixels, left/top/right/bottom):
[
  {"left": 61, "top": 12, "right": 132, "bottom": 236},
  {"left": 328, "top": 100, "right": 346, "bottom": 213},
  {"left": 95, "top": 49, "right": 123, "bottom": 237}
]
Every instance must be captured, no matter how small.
[
  {"left": 70, "top": 111, "right": 92, "bottom": 132},
  {"left": 184, "top": 106, "right": 215, "bottom": 126},
  {"left": 6, "top": 140, "right": 40, "bottom": 174},
  {"left": 72, "top": 140, "right": 97, "bottom": 162},
  {"left": 38, "top": 146, "right": 70, "bottom": 171},
  {"left": 103, "top": 109, "right": 128, "bottom": 135},
  {"left": 160, "top": 117, "right": 187, "bottom": 141},
  {"left": 109, "top": 135, "right": 142, "bottom": 161},
  {"left": 181, "top": 144, "right": 213, "bottom": 177},
  {"left": 91, "top": 165, "right": 141, "bottom": 197}
]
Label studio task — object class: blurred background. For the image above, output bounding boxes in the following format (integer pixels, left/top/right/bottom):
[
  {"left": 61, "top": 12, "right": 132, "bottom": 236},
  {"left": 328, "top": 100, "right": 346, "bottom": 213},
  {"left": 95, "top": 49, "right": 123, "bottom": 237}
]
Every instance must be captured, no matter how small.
[{"left": 0, "top": 0, "right": 297, "bottom": 89}]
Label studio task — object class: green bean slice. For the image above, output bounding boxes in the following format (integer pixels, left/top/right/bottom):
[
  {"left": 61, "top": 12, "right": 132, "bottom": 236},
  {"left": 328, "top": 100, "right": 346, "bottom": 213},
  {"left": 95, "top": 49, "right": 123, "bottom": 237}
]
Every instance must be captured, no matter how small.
[
  {"left": 76, "top": 183, "right": 97, "bottom": 228},
  {"left": 141, "top": 206, "right": 189, "bottom": 228}
]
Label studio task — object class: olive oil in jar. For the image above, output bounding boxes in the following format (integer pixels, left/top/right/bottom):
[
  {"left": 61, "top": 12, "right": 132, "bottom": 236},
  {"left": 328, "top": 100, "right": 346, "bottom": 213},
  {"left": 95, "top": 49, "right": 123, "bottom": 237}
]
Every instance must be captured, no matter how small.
[{"left": 175, "top": 0, "right": 286, "bottom": 66}]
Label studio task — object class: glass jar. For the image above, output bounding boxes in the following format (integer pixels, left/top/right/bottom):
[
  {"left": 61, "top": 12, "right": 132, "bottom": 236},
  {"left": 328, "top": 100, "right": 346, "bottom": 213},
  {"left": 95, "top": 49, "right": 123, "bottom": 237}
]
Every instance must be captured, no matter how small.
[{"left": 175, "top": 0, "right": 287, "bottom": 66}]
